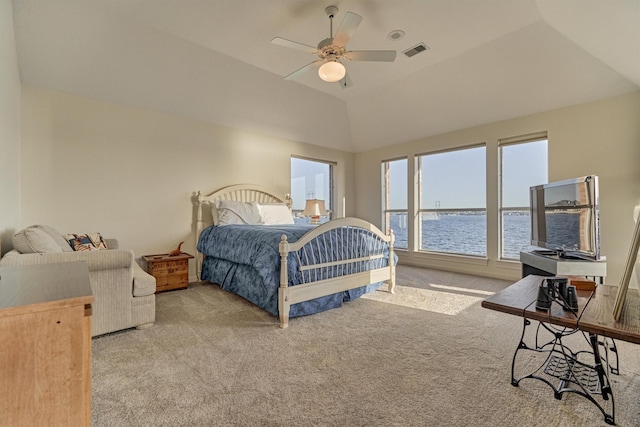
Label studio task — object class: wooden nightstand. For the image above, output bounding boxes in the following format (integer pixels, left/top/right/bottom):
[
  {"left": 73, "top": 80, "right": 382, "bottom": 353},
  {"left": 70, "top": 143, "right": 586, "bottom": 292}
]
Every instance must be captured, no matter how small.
[{"left": 143, "top": 252, "right": 194, "bottom": 293}]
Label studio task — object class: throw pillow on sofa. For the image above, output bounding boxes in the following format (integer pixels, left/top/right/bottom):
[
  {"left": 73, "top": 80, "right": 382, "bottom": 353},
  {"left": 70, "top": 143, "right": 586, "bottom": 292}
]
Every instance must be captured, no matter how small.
[
  {"left": 13, "top": 225, "right": 74, "bottom": 254},
  {"left": 65, "top": 233, "right": 109, "bottom": 251}
]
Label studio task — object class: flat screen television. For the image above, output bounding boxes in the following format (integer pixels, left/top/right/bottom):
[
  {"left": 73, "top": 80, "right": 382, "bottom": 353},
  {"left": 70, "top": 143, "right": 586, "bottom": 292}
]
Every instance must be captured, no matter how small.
[{"left": 529, "top": 175, "right": 600, "bottom": 260}]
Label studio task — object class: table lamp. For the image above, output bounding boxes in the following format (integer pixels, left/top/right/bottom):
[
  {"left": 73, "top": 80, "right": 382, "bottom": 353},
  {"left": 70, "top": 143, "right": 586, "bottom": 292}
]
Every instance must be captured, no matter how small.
[{"left": 302, "top": 199, "right": 328, "bottom": 225}]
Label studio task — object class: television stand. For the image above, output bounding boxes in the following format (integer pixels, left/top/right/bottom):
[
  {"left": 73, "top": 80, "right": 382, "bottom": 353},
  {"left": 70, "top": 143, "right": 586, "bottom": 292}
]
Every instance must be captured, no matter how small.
[{"left": 520, "top": 251, "right": 607, "bottom": 283}]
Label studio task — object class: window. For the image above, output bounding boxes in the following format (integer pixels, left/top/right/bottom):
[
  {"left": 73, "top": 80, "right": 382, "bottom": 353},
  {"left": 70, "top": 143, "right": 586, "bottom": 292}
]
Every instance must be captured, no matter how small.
[
  {"left": 382, "top": 158, "right": 408, "bottom": 249},
  {"left": 291, "top": 157, "right": 333, "bottom": 225},
  {"left": 419, "top": 145, "right": 486, "bottom": 256},
  {"left": 499, "top": 137, "right": 548, "bottom": 259}
]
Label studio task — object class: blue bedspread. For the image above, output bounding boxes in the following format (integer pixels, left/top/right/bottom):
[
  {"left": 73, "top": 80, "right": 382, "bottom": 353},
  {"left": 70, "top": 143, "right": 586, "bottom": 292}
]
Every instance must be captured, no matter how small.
[{"left": 197, "top": 224, "right": 387, "bottom": 317}]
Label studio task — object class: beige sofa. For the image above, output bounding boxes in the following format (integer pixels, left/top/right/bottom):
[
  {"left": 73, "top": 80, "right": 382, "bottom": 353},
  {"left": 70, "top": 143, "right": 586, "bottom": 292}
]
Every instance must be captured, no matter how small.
[{"left": 0, "top": 225, "right": 156, "bottom": 337}]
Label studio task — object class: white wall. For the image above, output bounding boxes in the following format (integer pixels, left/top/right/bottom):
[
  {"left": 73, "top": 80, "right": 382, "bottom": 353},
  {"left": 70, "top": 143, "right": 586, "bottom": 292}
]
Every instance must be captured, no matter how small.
[
  {"left": 0, "top": 0, "right": 21, "bottom": 255},
  {"left": 20, "top": 86, "right": 355, "bottom": 280},
  {"left": 354, "top": 92, "right": 640, "bottom": 285}
]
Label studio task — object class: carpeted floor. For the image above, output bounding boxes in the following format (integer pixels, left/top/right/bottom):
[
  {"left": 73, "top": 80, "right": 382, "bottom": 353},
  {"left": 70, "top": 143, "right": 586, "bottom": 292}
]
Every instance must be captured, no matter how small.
[{"left": 92, "top": 266, "right": 640, "bottom": 426}]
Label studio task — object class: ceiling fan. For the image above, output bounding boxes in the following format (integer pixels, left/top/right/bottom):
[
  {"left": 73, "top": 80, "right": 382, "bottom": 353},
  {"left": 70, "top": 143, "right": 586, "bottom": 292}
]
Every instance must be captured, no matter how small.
[{"left": 272, "top": 5, "right": 396, "bottom": 88}]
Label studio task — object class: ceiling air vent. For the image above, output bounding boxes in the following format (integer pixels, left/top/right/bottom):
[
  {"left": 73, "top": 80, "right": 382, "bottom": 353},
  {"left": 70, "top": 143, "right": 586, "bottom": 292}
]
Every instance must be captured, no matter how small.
[{"left": 403, "top": 43, "right": 429, "bottom": 58}]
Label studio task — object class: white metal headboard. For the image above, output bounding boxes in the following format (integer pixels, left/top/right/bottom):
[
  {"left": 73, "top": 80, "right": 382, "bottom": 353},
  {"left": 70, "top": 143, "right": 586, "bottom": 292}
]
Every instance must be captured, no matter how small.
[{"left": 194, "top": 184, "right": 292, "bottom": 278}]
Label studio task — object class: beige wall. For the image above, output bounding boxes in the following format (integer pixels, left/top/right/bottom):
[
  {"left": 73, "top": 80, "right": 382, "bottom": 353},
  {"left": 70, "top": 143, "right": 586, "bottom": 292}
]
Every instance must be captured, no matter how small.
[
  {"left": 15, "top": 84, "right": 640, "bottom": 286},
  {"left": 0, "top": 0, "right": 21, "bottom": 255},
  {"left": 20, "top": 86, "right": 355, "bottom": 280},
  {"left": 354, "top": 92, "right": 640, "bottom": 284}
]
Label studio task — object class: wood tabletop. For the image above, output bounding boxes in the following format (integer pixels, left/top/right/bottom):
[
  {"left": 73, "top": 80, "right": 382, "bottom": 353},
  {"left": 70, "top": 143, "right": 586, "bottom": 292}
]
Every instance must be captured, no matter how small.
[
  {"left": 579, "top": 285, "right": 640, "bottom": 344},
  {"left": 482, "top": 275, "right": 640, "bottom": 344},
  {"left": 0, "top": 262, "right": 92, "bottom": 317},
  {"left": 481, "top": 275, "right": 589, "bottom": 329},
  {"left": 481, "top": 274, "right": 543, "bottom": 317}
]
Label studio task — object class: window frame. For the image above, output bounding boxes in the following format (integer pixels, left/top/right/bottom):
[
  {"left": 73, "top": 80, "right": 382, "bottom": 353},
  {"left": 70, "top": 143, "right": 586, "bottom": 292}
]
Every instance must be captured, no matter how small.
[
  {"left": 498, "top": 132, "right": 548, "bottom": 260},
  {"left": 382, "top": 157, "right": 408, "bottom": 250},
  {"left": 290, "top": 156, "right": 335, "bottom": 223},
  {"left": 417, "top": 143, "right": 487, "bottom": 257}
]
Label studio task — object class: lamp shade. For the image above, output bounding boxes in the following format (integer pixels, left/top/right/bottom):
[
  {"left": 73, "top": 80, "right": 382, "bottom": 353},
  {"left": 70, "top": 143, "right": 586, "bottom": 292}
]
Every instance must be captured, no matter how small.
[
  {"left": 302, "top": 199, "right": 328, "bottom": 217},
  {"left": 318, "top": 60, "right": 346, "bottom": 82}
]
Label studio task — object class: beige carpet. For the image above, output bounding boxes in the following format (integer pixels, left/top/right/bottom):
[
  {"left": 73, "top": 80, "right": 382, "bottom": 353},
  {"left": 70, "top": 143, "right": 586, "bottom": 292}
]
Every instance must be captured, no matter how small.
[{"left": 92, "top": 266, "right": 640, "bottom": 426}]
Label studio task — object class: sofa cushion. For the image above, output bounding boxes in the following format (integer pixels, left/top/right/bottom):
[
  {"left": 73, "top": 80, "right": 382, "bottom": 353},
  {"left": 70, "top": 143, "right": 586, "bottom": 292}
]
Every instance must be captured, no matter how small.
[
  {"left": 13, "top": 225, "right": 73, "bottom": 254},
  {"left": 65, "top": 233, "right": 109, "bottom": 251},
  {"left": 40, "top": 225, "right": 75, "bottom": 252},
  {"left": 132, "top": 262, "right": 157, "bottom": 297}
]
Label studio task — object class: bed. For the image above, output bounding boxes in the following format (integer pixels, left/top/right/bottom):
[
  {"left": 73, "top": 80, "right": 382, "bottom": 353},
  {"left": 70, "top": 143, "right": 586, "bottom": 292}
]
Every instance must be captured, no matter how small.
[{"left": 194, "top": 184, "right": 395, "bottom": 328}]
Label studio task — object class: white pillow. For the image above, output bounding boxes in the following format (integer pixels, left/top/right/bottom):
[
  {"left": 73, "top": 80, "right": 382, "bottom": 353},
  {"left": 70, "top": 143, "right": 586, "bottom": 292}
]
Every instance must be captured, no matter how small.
[
  {"left": 258, "top": 204, "right": 294, "bottom": 225},
  {"left": 215, "top": 200, "right": 262, "bottom": 226}
]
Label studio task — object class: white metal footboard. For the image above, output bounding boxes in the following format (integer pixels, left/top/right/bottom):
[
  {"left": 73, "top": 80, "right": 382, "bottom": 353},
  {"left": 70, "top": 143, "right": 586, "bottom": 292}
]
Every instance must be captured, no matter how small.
[{"left": 278, "top": 217, "right": 395, "bottom": 328}]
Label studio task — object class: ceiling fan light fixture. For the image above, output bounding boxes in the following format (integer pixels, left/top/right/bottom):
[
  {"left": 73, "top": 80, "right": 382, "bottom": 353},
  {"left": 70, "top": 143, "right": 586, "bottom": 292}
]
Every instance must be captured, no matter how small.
[
  {"left": 273, "top": 6, "right": 393, "bottom": 87},
  {"left": 318, "top": 60, "right": 345, "bottom": 82}
]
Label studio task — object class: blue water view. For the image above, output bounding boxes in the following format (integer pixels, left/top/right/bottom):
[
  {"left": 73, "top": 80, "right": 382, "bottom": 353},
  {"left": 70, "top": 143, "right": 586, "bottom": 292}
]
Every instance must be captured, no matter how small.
[{"left": 390, "top": 212, "right": 534, "bottom": 259}]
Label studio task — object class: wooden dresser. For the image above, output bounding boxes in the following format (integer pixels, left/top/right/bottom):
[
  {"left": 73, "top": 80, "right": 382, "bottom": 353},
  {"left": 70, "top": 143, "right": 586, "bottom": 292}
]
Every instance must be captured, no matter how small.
[{"left": 0, "top": 262, "right": 93, "bottom": 426}]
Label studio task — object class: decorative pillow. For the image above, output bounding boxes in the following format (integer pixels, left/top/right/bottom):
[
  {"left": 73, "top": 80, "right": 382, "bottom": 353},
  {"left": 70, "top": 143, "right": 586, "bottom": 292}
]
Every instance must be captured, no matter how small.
[
  {"left": 13, "top": 225, "right": 67, "bottom": 254},
  {"left": 258, "top": 203, "right": 294, "bottom": 225},
  {"left": 215, "top": 200, "right": 262, "bottom": 226},
  {"left": 65, "top": 233, "right": 109, "bottom": 251}
]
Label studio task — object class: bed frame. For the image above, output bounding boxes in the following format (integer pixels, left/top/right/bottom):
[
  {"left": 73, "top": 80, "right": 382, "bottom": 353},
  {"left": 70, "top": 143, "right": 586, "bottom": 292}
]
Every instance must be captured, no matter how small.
[{"left": 194, "top": 184, "right": 395, "bottom": 328}]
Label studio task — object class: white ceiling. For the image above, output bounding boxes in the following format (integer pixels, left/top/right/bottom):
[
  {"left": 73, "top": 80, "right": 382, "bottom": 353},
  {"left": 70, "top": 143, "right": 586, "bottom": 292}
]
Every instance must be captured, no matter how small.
[{"left": 12, "top": 0, "right": 640, "bottom": 152}]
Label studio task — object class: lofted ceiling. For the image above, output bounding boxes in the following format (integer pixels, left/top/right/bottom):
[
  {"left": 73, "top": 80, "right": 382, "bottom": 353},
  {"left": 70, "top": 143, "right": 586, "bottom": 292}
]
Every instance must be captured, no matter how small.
[{"left": 11, "top": 0, "right": 640, "bottom": 152}]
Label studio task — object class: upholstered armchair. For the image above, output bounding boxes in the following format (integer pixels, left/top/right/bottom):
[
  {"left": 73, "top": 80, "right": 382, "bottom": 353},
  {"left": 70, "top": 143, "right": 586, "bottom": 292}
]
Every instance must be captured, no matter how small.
[{"left": 0, "top": 225, "right": 156, "bottom": 337}]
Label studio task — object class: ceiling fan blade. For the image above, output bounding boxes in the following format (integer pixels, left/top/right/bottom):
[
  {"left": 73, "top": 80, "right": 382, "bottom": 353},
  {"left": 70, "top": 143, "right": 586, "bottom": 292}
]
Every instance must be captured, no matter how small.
[
  {"left": 332, "top": 12, "right": 362, "bottom": 47},
  {"left": 347, "top": 50, "right": 397, "bottom": 62},
  {"left": 283, "top": 60, "right": 322, "bottom": 80},
  {"left": 272, "top": 37, "right": 318, "bottom": 54}
]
